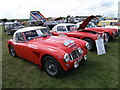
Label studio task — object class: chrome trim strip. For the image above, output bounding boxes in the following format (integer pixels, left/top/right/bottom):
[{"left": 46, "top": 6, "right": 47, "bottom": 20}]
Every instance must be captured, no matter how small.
[
  {"left": 70, "top": 53, "right": 73, "bottom": 60},
  {"left": 68, "top": 43, "right": 76, "bottom": 48},
  {"left": 75, "top": 49, "right": 79, "bottom": 58}
]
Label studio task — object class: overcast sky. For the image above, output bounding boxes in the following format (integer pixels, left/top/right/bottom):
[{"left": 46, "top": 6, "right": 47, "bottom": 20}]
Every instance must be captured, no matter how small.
[{"left": 0, "top": 0, "right": 119, "bottom": 19}]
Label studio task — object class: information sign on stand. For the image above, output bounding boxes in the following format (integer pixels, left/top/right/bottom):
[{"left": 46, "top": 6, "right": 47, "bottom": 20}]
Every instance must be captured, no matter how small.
[{"left": 95, "top": 39, "right": 106, "bottom": 55}]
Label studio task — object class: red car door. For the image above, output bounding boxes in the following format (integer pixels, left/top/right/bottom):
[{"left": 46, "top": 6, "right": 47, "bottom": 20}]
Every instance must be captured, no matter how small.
[
  {"left": 13, "top": 42, "right": 27, "bottom": 58},
  {"left": 23, "top": 42, "right": 40, "bottom": 64},
  {"left": 14, "top": 41, "right": 39, "bottom": 64},
  {"left": 13, "top": 32, "right": 38, "bottom": 63}
]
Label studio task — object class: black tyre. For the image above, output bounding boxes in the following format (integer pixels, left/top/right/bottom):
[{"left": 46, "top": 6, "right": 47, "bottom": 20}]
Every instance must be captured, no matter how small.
[
  {"left": 9, "top": 44, "right": 17, "bottom": 57},
  {"left": 83, "top": 38, "right": 95, "bottom": 51},
  {"left": 105, "top": 33, "right": 112, "bottom": 42},
  {"left": 43, "top": 56, "right": 64, "bottom": 77}
]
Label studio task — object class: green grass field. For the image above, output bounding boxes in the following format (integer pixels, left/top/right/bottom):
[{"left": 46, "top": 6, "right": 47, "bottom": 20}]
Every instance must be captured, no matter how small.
[{"left": 1, "top": 25, "right": 119, "bottom": 88}]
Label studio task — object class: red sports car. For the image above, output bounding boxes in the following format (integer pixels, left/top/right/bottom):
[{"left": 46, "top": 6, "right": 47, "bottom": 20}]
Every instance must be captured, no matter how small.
[
  {"left": 51, "top": 17, "right": 108, "bottom": 51},
  {"left": 8, "top": 26, "right": 89, "bottom": 77},
  {"left": 85, "top": 24, "right": 119, "bottom": 41},
  {"left": 76, "top": 16, "right": 119, "bottom": 41}
]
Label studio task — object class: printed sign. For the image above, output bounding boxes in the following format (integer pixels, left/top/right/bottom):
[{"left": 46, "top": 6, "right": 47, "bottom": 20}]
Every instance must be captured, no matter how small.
[{"left": 95, "top": 39, "right": 106, "bottom": 55}]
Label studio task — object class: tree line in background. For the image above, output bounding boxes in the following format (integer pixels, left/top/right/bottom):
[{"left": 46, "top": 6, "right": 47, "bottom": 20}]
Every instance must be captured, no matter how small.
[
  {"left": 0, "top": 15, "right": 103, "bottom": 23},
  {"left": 0, "top": 18, "right": 29, "bottom": 23}
]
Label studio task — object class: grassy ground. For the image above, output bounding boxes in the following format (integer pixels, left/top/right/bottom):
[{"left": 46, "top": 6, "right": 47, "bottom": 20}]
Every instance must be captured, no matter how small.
[{"left": 1, "top": 25, "right": 119, "bottom": 88}]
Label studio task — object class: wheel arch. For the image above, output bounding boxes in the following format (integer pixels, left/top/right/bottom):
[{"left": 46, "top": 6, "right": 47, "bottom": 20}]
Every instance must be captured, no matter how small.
[
  {"left": 105, "top": 32, "right": 112, "bottom": 36},
  {"left": 41, "top": 54, "right": 56, "bottom": 66},
  {"left": 8, "top": 43, "right": 17, "bottom": 57},
  {"left": 82, "top": 37, "right": 94, "bottom": 42},
  {"left": 40, "top": 54, "right": 66, "bottom": 71},
  {"left": 8, "top": 43, "right": 12, "bottom": 52},
  {"left": 104, "top": 32, "right": 113, "bottom": 41},
  {"left": 82, "top": 37, "right": 96, "bottom": 51}
]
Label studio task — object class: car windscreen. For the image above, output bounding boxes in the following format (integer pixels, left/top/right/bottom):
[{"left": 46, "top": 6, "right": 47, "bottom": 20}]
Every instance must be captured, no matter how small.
[
  {"left": 87, "top": 22, "right": 97, "bottom": 28},
  {"left": 110, "top": 22, "right": 117, "bottom": 26},
  {"left": 24, "top": 29, "right": 52, "bottom": 41},
  {"left": 66, "top": 25, "right": 77, "bottom": 32}
]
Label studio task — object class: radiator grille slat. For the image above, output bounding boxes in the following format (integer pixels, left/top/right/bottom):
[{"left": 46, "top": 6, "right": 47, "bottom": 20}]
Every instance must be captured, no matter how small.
[{"left": 69, "top": 49, "right": 82, "bottom": 60}]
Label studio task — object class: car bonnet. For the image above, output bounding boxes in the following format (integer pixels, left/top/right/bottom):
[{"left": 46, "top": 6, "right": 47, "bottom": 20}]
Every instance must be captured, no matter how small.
[
  {"left": 77, "top": 16, "right": 96, "bottom": 30},
  {"left": 27, "top": 36, "right": 79, "bottom": 53}
]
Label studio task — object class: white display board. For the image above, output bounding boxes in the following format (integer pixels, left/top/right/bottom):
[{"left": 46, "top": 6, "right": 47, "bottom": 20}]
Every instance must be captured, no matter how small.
[{"left": 95, "top": 39, "right": 106, "bottom": 55}]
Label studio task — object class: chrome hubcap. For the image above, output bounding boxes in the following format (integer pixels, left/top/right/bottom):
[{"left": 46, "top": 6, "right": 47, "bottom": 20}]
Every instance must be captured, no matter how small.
[{"left": 45, "top": 60, "right": 57, "bottom": 75}]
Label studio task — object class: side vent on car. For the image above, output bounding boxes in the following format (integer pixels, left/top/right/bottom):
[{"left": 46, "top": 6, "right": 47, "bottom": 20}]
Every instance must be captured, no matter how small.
[{"left": 32, "top": 51, "right": 40, "bottom": 58}]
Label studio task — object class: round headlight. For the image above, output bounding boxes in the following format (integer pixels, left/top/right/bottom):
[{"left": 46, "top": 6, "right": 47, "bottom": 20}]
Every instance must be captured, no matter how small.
[
  {"left": 78, "top": 47, "right": 83, "bottom": 54},
  {"left": 64, "top": 53, "right": 70, "bottom": 62},
  {"left": 86, "top": 42, "right": 90, "bottom": 50}
]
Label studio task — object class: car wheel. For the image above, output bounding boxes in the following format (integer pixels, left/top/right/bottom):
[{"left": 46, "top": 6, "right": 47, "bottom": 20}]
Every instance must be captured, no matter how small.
[
  {"left": 105, "top": 33, "right": 112, "bottom": 42},
  {"left": 9, "top": 44, "right": 17, "bottom": 57},
  {"left": 83, "top": 38, "right": 95, "bottom": 51},
  {"left": 43, "top": 56, "right": 64, "bottom": 77}
]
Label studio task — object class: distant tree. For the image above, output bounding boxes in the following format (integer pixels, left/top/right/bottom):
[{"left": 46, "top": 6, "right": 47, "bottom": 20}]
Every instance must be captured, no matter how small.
[
  {"left": 48, "top": 17, "right": 53, "bottom": 19},
  {"left": 2, "top": 18, "right": 8, "bottom": 29},
  {"left": 96, "top": 15, "right": 102, "bottom": 17},
  {"left": 11, "top": 19, "right": 15, "bottom": 22},
  {"left": 55, "top": 17, "right": 62, "bottom": 21},
  {"left": 2, "top": 18, "right": 8, "bottom": 31},
  {"left": 66, "top": 15, "right": 70, "bottom": 18},
  {"left": 2, "top": 18, "right": 8, "bottom": 23},
  {"left": 75, "top": 16, "right": 80, "bottom": 18}
]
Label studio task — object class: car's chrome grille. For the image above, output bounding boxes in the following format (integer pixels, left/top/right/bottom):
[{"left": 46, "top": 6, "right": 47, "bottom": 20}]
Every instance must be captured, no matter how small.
[{"left": 69, "top": 49, "right": 82, "bottom": 60}]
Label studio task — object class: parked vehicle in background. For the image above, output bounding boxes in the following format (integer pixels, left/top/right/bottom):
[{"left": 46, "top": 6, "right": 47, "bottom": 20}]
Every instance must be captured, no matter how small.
[
  {"left": 85, "top": 22, "right": 119, "bottom": 41},
  {"left": 43, "top": 21, "right": 58, "bottom": 30},
  {"left": 8, "top": 26, "right": 89, "bottom": 77},
  {"left": 4, "top": 22, "right": 24, "bottom": 34},
  {"left": 51, "top": 21, "right": 108, "bottom": 51},
  {"left": 28, "top": 21, "right": 43, "bottom": 26},
  {"left": 97, "top": 20, "right": 118, "bottom": 29},
  {"left": 56, "top": 20, "right": 66, "bottom": 24},
  {"left": 76, "top": 19, "right": 119, "bottom": 41}
]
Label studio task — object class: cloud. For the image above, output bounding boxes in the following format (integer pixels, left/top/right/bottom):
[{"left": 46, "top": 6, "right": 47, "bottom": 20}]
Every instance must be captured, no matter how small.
[
  {"left": 0, "top": 0, "right": 119, "bottom": 19},
  {"left": 100, "top": 2, "right": 113, "bottom": 7}
]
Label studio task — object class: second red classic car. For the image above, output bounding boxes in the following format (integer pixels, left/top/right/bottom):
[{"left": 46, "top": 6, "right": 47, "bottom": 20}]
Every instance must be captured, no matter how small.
[
  {"left": 85, "top": 22, "right": 119, "bottom": 41},
  {"left": 76, "top": 17, "right": 119, "bottom": 41},
  {"left": 8, "top": 26, "right": 89, "bottom": 77},
  {"left": 51, "top": 20, "right": 108, "bottom": 51}
]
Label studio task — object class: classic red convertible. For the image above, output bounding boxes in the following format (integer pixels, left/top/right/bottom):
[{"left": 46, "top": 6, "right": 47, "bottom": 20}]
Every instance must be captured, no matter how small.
[
  {"left": 85, "top": 24, "right": 119, "bottom": 41},
  {"left": 8, "top": 26, "right": 89, "bottom": 77},
  {"left": 51, "top": 16, "right": 108, "bottom": 50},
  {"left": 76, "top": 16, "right": 119, "bottom": 41}
]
